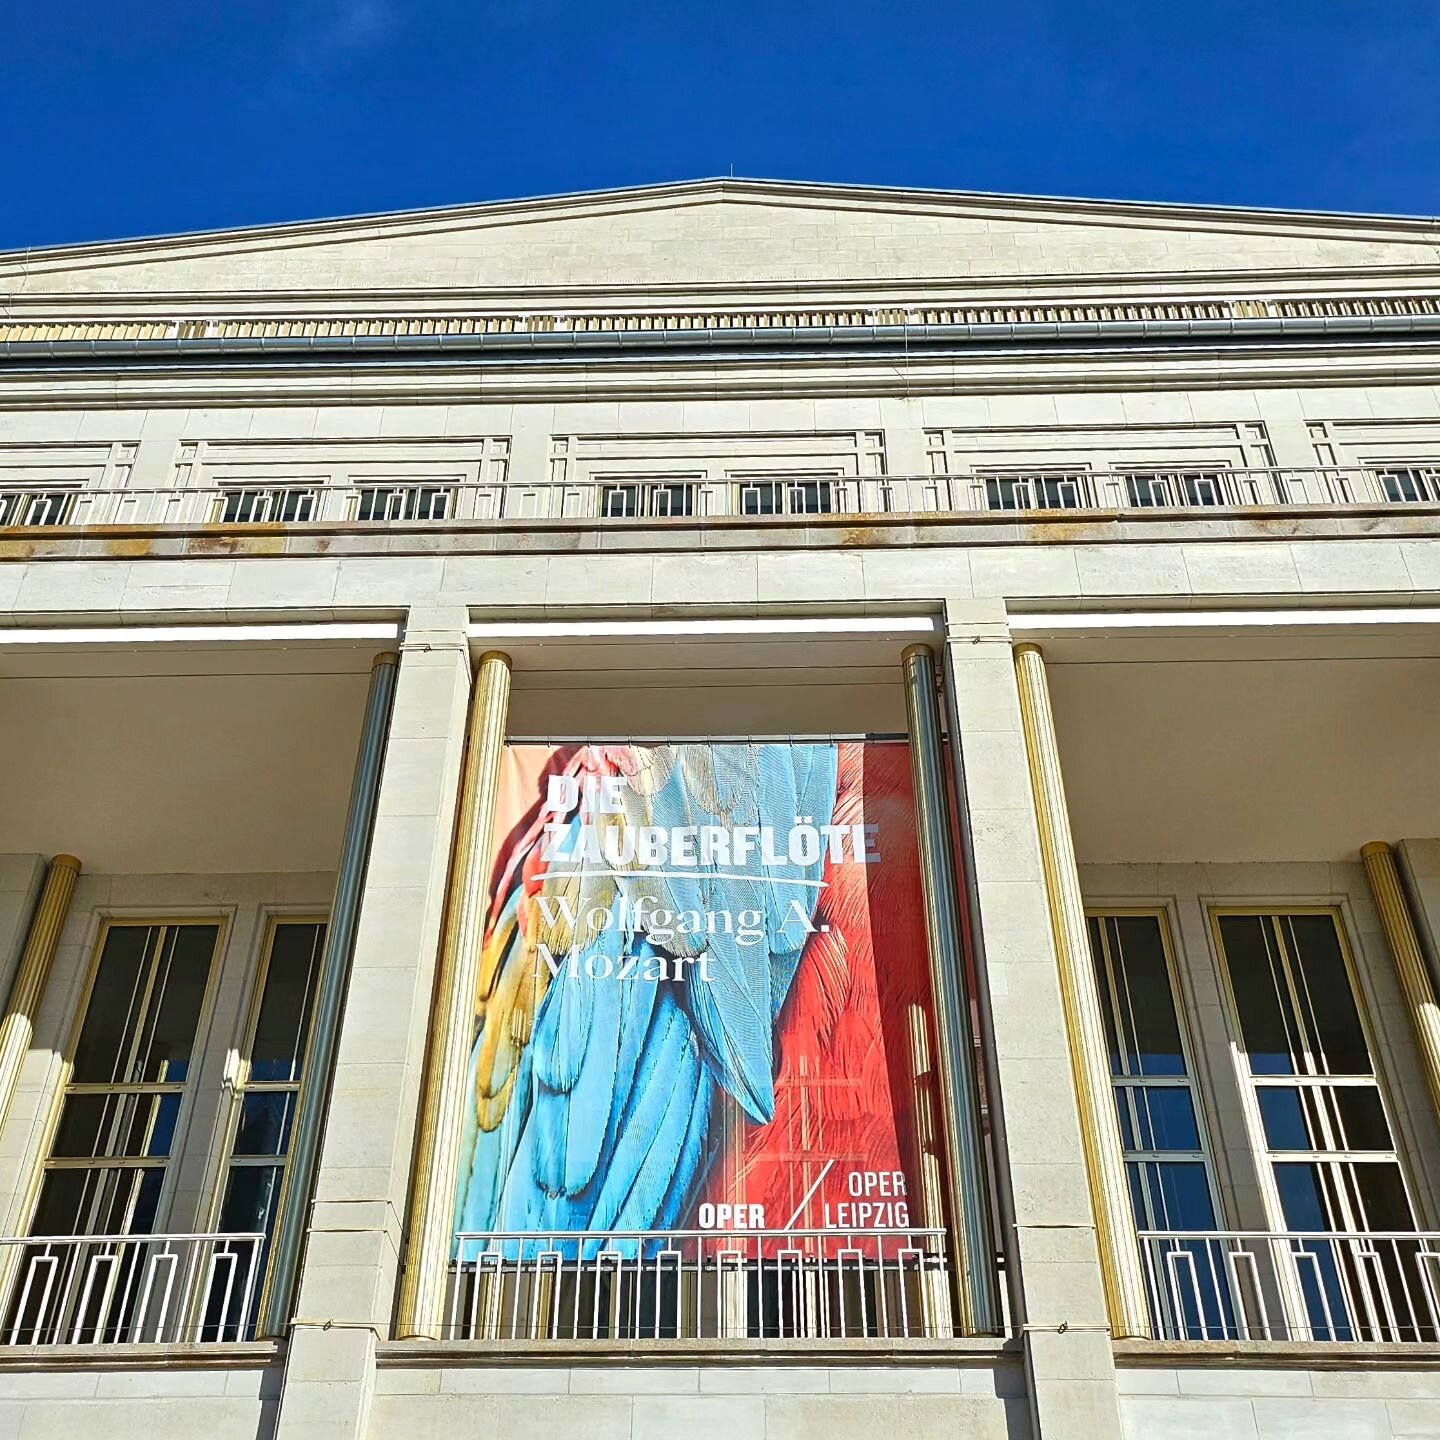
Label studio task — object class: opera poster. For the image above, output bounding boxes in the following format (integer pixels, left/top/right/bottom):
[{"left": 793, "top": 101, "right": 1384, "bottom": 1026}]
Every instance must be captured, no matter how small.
[{"left": 454, "top": 741, "right": 939, "bottom": 1256}]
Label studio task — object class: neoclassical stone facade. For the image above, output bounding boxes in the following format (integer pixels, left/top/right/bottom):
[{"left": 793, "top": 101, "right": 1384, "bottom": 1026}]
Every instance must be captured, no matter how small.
[{"left": 1, "top": 180, "right": 1440, "bottom": 1440}]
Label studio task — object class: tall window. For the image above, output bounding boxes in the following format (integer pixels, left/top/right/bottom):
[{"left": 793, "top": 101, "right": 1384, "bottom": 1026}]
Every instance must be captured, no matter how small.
[
  {"left": 1086, "top": 912, "right": 1220, "bottom": 1234},
  {"left": 31, "top": 922, "right": 221, "bottom": 1239},
  {"left": 1216, "top": 911, "right": 1431, "bottom": 1341},
  {"left": 1088, "top": 913, "right": 1231, "bottom": 1339},
  {"left": 1217, "top": 912, "right": 1415, "bottom": 1236},
  {"left": 214, "top": 921, "right": 326, "bottom": 1264}
]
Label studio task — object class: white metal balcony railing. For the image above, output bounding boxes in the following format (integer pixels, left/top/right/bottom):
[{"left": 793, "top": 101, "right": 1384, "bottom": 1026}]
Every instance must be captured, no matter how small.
[
  {"left": 447, "top": 1228, "right": 955, "bottom": 1342},
  {"left": 1141, "top": 1230, "right": 1440, "bottom": 1344},
  {"left": 0, "top": 1232, "right": 264, "bottom": 1346},
  {"left": 3, "top": 466, "right": 1440, "bottom": 534}
]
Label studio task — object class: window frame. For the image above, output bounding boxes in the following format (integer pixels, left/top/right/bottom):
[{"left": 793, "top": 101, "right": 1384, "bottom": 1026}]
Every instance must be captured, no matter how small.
[
  {"left": 204, "top": 913, "right": 329, "bottom": 1315},
  {"left": 1209, "top": 904, "right": 1421, "bottom": 1236},
  {"left": 214, "top": 482, "right": 319, "bottom": 525},
  {"left": 974, "top": 469, "right": 1094, "bottom": 512},
  {"left": 1371, "top": 464, "right": 1440, "bottom": 505},
  {"left": 729, "top": 469, "right": 849, "bottom": 517},
  {"left": 351, "top": 481, "right": 456, "bottom": 523},
  {"left": 0, "top": 486, "right": 81, "bottom": 527},
  {"left": 23, "top": 916, "right": 228, "bottom": 1242},
  {"left": 1085, "top": 906, "right": 1226, "bottom": 1233}
]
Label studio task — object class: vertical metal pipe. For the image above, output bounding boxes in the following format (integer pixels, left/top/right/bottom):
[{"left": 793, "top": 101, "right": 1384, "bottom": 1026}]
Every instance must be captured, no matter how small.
[
  {"left": 0, "top": 855, "right": 80, "bottom": 1127},
  {"left": 260, "top": 651, "right": 399, "bottom": 1339},
  {"left": 1013, "top": 642, "right": 1149, "bottom": 1339},
  {"left": 902, "top": 642, "right": 1000, "bottom": 1336},
  {"left": 1362, "top": 841, "right": 1440, "bottom": 1130},
  {"left": 396, "top": 650, "right": 512, "bottom": 1341},
  {"left": 939, "top": 641, "right": 1027, "bottom": 1334}
]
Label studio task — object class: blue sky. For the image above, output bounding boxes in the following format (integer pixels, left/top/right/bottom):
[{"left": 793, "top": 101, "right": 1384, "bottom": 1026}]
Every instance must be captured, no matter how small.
[{"left": 2, "top": 1, "right": 1437, "bottom": 250}]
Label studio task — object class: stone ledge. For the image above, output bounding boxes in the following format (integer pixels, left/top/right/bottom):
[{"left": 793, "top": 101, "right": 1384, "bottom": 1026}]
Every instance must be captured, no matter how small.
[
  {"left": 1114, "top": 1338, "right": 1440, "bottom": 1369},
  {"left": 376, "top": 1336, "right": 1020, "bottom": 1367},
  {"left": 5, "top": 502, "right": 1440, "bottom": 564},
  {"left": 0, "top": 1340, "right": 283, "bottom": 1371}
]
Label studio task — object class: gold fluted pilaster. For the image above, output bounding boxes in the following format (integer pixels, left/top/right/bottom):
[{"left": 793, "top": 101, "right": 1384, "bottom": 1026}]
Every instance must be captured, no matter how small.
[
  {"left": 0, "top": 855, "right": 81, "bottom": 1127},
  {"left": 1361, "top": 841, "right": 1440, "bottom": 1128},
  {"left": 1013, "top": 643, "right": 1149, "bottom": 1340},
  {"left": 396, "top": 650, "right": 512, "bottom": 1340}
]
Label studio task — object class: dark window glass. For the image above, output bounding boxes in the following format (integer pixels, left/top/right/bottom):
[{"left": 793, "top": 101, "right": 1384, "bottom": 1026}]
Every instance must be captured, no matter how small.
[
  {"left": 1150, "top": 1162, "right": 1218, "bottom": 1230},
  {"left": 1335, "top": 1087, "right": 1393, "bottom": 1151},
  {"left": 650, "top": 483, "right": 694, "bottom": 517},
  {"left": 232, "top": 1092, "right": 299, "bottom": 1159},
  {"left": 51, "top": 1093, "right": 181, "bottom": 1160},
  {"left": 31, "top": 1166, "right": 164, "bottom": 1238},
  {"left": 219, "top": 1165, "right": 285, "bottom": 1235},
  {"left": 1286, "top": 915, "right": 1370, "bottom": 1076},
  {"left": 72, "top": 927, "right": 151, "bottom": 1084},
  {"left": 1111, "top": 915, "right": 1185, "bottom": 1076},
  {"left": 1354, "top": 1163, "right": 1413, "bottom": 1231},
  {"left": 134, "top": 925, "right": 217, "bottom": 1084},
  {"left": 249, "top": 922, "right": 324, "bottom": 1083},
  {"left": 739, "top": 482, "right": 780, "bottom": 515},
  {"left": 1221, "top": 915, "right": 1299, "bottom": 1074},
  {"left": 1134, "top": 1087, "right": 1201, "bottom": 1152},
  {"left": 1259, "top": 1087, "right": 1311, "bottom": 1151},
  {"left": 1275, "top": 1162, "right": 1330, "bottom": 1232},
  {"left": 600, "top": 485, "right": 639, "bottom": 518}
]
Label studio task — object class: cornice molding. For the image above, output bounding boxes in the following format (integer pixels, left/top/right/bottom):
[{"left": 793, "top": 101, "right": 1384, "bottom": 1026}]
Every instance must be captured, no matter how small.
[{"left": 2, "top": 334, "right": 1440, "bottom": 407}]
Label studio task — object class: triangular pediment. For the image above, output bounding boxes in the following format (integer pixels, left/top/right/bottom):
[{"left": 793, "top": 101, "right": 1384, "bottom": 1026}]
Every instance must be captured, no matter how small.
[{"left": 3, "top": 179, "right": 1438, "bottom": 303}]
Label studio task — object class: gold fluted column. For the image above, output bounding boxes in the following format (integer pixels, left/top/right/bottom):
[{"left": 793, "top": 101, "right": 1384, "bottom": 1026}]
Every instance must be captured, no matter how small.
[
  {"left": 1013, "top": 643, "right": 1149, "bottom": 1340},
  {"left": 396, "top": 650, "right": 512, "bottom": 1340},
  {"left": 0, "top": 855, "right": 80, "bottom": 1127},
  {"left": 1361, "top": 841, "right": 1440, "bottom": 1126}
]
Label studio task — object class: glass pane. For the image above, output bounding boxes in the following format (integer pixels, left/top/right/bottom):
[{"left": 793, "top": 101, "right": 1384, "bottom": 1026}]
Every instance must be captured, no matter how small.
[
  {"left": 1152, "top": 1163, "right": 1217, "bottom": 1230},
  {"left": 250, "top": 922, "right": 325, "bottom": 1083},
  {"left": 601, "top": 485, "right": 637, "bottom": 518},
  {"left": 1221, "top": 915, "right": 1298, "bottom": 1074},
  {"left": 133, "top": 924, "right": 218, "bottom": 1083},
  {"left": 1354, "top": 1162, "right": 1415, "bottom": 1231},
  {"left": 1126, "top": 475, "right": 1162, "bottom": 508},
  {"left": 1286, "top": 915, "right": 1371, "bottom": 1076},
  {"left": 31, "top": 1165, "right": 164, "bottom": 1238},
  {"left": 52, "top": 1093, "right": 180, "bottom": 1160},
  {"left": 740, "top": 482, "right": 779, "bottom": 515},
  {"left": 1275, "top": 1162, "right": 1332, "bottom": 1232},
  {"left": 218, "top": 1165, "right": 285, "bottom": 1236},
  {"left": 1258, "top": 1087, "right": 1310, "bottom": 1151},
  {"left": 984, "top": 478, "right": 1019, "bottom": 511},
  {"left": 1135, "top": 1087, "right": 1201, "bottom": 1152},
  {"left": 650, "top": 484, "right": 693, "bottom": 517},
  {"left": 232, "top": 1092, "right": 299, "bottom": 1158},
  {"left": 1114, "top": 1089, "right": 1136, "bottom": 1149},
  {"left": 1088, "top": 917, "right": 1125, "bottom": 1076},
  {"left": 72, "top": 927, "right": 153, "bottom": 1084},
  {"left": 1335, "top": 1087, "right": 1395, "bottom": 1152},
  {"left": 1110, "top": 915, "right": 1185, "bottom": 1076}
]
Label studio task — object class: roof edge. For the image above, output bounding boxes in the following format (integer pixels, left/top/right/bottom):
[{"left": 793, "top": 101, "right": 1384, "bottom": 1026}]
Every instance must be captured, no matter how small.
[{"left": 4, "top": 176, "right": 1440, "bottom": 269}]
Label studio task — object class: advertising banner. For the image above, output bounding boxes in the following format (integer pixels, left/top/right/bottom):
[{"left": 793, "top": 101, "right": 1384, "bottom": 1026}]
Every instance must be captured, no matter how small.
[{"left": 454, "top": 740, "right": 938, "bottom": 1254}]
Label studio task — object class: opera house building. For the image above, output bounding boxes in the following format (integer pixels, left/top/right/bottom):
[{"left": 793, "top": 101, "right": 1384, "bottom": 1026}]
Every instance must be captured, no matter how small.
[{"left": 1, "top": 179, "right": 1440, "bottom": 1439}]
